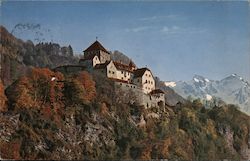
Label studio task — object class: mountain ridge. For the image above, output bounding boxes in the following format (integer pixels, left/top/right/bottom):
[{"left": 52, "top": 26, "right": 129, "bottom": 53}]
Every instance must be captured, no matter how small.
[{"left": 165, "top": 74, "right": 250, "bottom": 115}]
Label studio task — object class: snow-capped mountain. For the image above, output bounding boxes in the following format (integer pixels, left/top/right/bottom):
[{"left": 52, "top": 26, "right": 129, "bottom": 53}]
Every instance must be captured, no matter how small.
[{"left": 165, "top": 74, "right": 250, "bottom": 115}]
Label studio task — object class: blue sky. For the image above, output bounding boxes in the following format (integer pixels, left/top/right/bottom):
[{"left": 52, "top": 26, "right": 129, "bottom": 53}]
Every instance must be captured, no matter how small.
[{"left": 1, "top": 1, "right": 250, "bottom": 82}]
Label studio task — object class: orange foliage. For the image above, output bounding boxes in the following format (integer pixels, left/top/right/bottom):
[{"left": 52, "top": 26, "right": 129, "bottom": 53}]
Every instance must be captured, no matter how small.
[
  {"left": 11, "top": 68, "right": 64, "bottom": 111},
  {"left": 0, "top": 80, "right": 8, "bottom": 112},
  {"left": 160, "top": 138, "right": 172, "bottom": 158},
  {"left": 31, "top": 68, "right": 64, "bottom": 109},
  {"left": 140, "top": 145, "right": 152, "bottom": 160},
  {"left": 100, "top": 102, "right": 109, "bottom": 115},
  {"left": 14, "top": 76, "right": 37, "bottom": 109},
  {"left": 76, "top": 71, "right": 96, "bottom": 102},
  {"left": 0, "top": 140, "right": 21, "bottom": 159},
  {"left": 41, "top": 106, "right": 52, "bottom": 118},
  {"left": 69, "top": 71, "right": 96, "bottom": 104}
]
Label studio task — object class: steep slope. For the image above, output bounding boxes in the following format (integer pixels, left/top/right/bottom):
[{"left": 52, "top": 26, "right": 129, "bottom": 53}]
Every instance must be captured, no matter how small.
[
  {"left": 165, "top": 74, "right": 250, "bottom": 115},
  {"left": 0, "top": 26, "right": 78, "bottom": 86},
  {"left": 155, "top": 77, "right": 186, "bottom": 106},
  {"left": 0, "top": 68, "right": 249, "bottom": 160}
]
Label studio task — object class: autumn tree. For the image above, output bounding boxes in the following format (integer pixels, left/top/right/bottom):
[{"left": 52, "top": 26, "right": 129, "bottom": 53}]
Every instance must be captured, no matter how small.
[
  {"left": 64, "top": 71, "right": 96, "bottom": 105},
  {"left": 139, "top": 145, "right": 152, "bottom": 159},
  {"left": 0, "top": 80, "right": 8, "bottom": 112},
  {"left": 7, "top": 68, "right": 64, "bottom": 111},
  {"left": 0, "top": 140, "right": 21, "bottom": 159},
  {"left": 30, "top": 68, "right": 64, "bottom": 110}
]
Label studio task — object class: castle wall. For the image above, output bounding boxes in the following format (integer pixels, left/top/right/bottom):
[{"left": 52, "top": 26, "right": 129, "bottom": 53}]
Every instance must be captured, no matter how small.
[
  {"left": 141, "top": 70, "right": 155, "bottom": 94},
  {"left": 115, "top": 70, "right": 133, "bottom": 82},
  {"left": 93, "top": 56, "right": 101, "bottom": 67},
  {"left": 79, "top": 60, "right": 92, "bottom": 68},
  {"left": 99, "top": 51, "right": 111, "bottom": 63},
  {"left": 133, "top": 77, "right": 142, "bottom": 88},
  {"left": 107, "top": 62, "right": 117, "bottom": 79},
  {"left": 94, "top": 68, "right": 107, "bottom": 76},
  {"left": 114, "top": 81, "right": 164, "bottom": 109},
  {"left": 84, "top": 51, "right": 98, "bottom": 59}
]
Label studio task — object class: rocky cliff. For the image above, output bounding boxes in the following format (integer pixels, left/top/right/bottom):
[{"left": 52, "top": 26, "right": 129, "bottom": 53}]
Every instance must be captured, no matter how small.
[{"left": 0, "top": 68, "right": 249, "bottom": 160}]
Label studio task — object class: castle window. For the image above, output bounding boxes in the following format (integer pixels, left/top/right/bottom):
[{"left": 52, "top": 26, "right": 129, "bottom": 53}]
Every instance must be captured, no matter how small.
[
  {"left": 120, "top": 83, "right": 122, "bottom": 86},
  {"left": 121, "top": 71, "right": 123, "bottom": 74},
  {"left": 109, "top": 70, "right": 111, "bottom": 73},
  {"left": 133, "top": 86, "right": 135, "bottom": 88},
  {"left": 146, "top": 74, "right": 148, "bottom": 76},
  {"left": 121, "top": 77, "right": 123, "bottom": 80},
  {"left": 137, "top": 79, "right": 139, "bottom": 83},
  {"left": 112, "top": 71, "right": 115, "bottom": 74}
]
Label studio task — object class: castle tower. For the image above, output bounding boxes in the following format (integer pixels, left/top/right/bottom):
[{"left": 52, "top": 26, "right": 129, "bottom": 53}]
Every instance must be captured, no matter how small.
[{"left": 83, "top": 40, "right": 111, "bottom": 64}]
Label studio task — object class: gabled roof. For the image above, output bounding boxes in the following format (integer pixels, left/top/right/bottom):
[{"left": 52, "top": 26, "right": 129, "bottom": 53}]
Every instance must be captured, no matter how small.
[
  {"left": 113, "top": 61, "right": 133, "bottom": 72},
  {"left": 84, "top": 40, "right": 109, "bottom": 53},
  {"left": 133, "top": 67, "right": 152, "bottom": 78},
  {"left": 150, "top": 89, "right": 165, "bottom": 95},
  {"left": 94, "top": 61, "right": 111, "bottom": 69}
]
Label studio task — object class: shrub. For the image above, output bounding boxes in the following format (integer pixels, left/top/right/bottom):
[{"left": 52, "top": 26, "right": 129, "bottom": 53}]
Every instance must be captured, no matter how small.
[{"left": 0, "top": 80, "right": 8, "bottom": 112}]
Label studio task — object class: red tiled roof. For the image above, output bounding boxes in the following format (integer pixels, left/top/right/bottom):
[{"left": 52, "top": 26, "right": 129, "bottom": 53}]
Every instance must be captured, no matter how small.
[
  {"left": 150, "top": 89, "right": 165, "bottom": 95},
  {"left": 84, "top": 40, "right": 109, "bottom": 53},
  {"left": 113, "top": 61, "right": 133, "bottom": 72},
  {"left": 133, "top": 68, "right": 152, "bottom": 78}
]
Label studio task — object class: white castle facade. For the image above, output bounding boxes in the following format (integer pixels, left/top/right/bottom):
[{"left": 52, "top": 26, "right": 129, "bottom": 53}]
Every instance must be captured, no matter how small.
[{"left": 55, "top": 40, "right": 165, "bottom": 109}]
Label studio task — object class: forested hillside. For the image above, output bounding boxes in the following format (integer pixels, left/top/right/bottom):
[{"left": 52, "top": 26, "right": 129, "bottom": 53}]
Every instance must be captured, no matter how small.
[
  {"left": 0, "top": 25, "right": 249, "bottom": 160},
  {"left": 0, "top": 26, "right": 78, "bottom": 86},
  {"left": 0, "top": 68, "right": 249, "bottom": 160}
]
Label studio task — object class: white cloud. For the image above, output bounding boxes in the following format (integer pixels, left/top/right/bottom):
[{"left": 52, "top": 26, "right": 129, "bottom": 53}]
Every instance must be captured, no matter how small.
[
  {"left": 125, "top": 25, "right": 206, "bottom": 35},
  {"left": 139, "top": 15, "right": 179, "bottom": 21},
  {"left": 125, "top": 26, "right": 148, "bottom": 32},
  {"left": 161, "top": 26, "right": 206, "bottom": 35},
  {"left": 125, "top": 26, "right": 154, "bottom": 33},
  {"left": 161, "top": 26, "right": 181, "bottom": 34}
]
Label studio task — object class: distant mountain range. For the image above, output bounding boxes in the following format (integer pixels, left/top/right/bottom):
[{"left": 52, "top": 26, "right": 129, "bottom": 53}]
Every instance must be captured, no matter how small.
[{"left": 165, "top": 74, "right": 250, "bottom": 115}]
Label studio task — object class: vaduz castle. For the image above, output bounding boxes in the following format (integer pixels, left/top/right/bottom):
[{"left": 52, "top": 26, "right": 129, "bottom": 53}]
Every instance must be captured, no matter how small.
[{"left": 55, "top": 40, "right": 165, "bottom": 109}]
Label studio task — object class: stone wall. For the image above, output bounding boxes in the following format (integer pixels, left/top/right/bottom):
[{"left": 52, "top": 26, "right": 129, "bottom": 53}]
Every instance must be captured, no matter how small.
[
  {"left": 99, "top": 51, "right": 111, "bottom": 63},
  {"left": 114, "top": 81, "right": 164, "bottom": 109}
]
